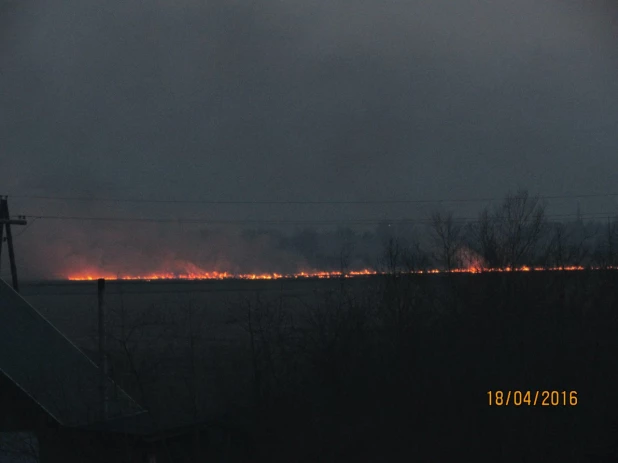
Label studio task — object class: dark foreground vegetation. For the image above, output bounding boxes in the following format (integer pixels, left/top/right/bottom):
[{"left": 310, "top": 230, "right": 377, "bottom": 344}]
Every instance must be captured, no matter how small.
[
  {"left": 5, "top": 270, "right": 618, "bottom": 463},
  {"left": 228, "top": 269, "right": 618, "bottom": 462}
]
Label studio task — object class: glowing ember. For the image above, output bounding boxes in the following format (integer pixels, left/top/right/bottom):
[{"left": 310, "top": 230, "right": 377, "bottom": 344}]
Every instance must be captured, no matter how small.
[{"left": 66, "top": 266, "right": 616, "bottom": 281}]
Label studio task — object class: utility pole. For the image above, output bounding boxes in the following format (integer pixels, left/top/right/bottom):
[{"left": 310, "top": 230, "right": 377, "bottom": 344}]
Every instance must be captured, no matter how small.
[
  {"left": 0, "top": 196, "right": 27, "bottom": 292},
  {"left": 98, "top": 278, "right": 109, "bottom": 421},
  {"left": 608, "top": 216, "right": 614, "bottom": 268}
]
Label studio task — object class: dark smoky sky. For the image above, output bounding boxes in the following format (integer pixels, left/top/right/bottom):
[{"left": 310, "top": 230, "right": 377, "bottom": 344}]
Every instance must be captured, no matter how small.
[{"left": 1, "top": 0, "right": 618, "bottom": 278}]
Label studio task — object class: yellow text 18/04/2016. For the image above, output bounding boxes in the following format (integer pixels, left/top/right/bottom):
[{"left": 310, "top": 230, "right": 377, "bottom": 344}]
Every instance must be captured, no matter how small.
[{"left": 487, "top": 390, "right": 577, "bottom": 406}]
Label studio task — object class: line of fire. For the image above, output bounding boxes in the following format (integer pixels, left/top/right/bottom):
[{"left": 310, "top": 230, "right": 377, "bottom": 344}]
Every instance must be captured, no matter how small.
[{"left": 66, "top": 265, "right": 618, "bottom": 281}]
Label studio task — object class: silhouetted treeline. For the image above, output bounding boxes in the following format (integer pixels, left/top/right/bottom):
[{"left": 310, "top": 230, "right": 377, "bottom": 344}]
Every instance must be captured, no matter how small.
[{"left": 244, "top": 189, "right": 618, "bottom": 273}]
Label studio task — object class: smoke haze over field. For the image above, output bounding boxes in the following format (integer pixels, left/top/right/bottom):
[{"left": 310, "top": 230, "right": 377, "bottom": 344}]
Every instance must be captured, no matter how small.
[{"left": 1, "top": 0, "right": 618, "bottom": 278}]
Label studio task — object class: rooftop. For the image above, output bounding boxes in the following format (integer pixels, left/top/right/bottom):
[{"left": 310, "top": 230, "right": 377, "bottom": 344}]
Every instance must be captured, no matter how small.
[{"left": 0, "top": 279, "right": 144, "bottom": 427}]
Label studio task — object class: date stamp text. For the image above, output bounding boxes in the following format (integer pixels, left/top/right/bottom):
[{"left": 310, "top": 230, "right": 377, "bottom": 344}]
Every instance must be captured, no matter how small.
[{"left": 487, "top": 390, "right": 577, "bottom": 406}]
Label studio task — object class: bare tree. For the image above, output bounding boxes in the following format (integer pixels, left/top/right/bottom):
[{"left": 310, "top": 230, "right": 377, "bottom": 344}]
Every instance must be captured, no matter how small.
[
  {"left": 430, "top": 211, "right": 462, "bottom": 271},
  {"left": 543, "top": 221, "right": 593, "bottom": 269},
  {"left": 474, "top": 208, "right": 500, "bottom": 268},
  {"left": 100, "top": 294, "right": 182, "bottom": 463},
  {"left": 605, "top": 217, "right": 618, "bottom": 268},
  {"left": 402, "top": 238, "right": 430, "bottom": 273},
  {"left": 228, "top": 293, "right": 298, "bottom": 410},
  {"left": 471, "top": 189, "right": 546, "bottom": 269},
  {"left": 591, "top": 217, "right": 618, "bottom": 269},
  {"left": 380, "top": 236, "right": 405, "bottom": 275},
  {"left": 498, "top": 189, "right": 546, "bottom": 268}
]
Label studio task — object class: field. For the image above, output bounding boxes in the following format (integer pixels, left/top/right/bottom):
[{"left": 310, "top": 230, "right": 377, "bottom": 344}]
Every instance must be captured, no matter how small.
[
  {"left": 21, "top": 277, "right": 376, "bottom": 347},
  {"left": 16, "top": 272, "right": 618, "bottom": 462}
]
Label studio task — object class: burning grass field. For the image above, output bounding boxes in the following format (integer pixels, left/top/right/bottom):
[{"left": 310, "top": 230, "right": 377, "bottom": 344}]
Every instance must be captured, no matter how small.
[{"left": 64, "top": 265, "right": 616, "bottom": 281}]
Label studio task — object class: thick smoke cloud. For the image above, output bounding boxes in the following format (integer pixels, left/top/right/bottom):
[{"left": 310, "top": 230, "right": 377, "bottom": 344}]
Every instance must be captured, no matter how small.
[
  {"left": 1, "top": 0, "right": 617, "bottom": 278},
  {"left": 10, "top": 222, "right": 386, "bottom": 279}
]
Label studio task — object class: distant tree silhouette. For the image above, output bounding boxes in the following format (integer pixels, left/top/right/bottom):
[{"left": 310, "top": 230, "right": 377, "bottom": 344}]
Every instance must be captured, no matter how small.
[
  {"left": 470, "top": 189, "right": 546, "bottom": 268},
  {"left": 429, "top": 211, "right": 462, "bottom": 271}
]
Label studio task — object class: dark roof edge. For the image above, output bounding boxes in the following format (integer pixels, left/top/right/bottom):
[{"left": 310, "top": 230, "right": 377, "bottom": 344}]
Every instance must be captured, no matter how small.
[
  {"left": 5, "top": 280, "right": 107, "bottom": 370},
  {"left": 0, "top": 279, "right": 145, "bottom": 418},
  {"left": 0, "top": 368, "right": 63, "bottom": 425}
]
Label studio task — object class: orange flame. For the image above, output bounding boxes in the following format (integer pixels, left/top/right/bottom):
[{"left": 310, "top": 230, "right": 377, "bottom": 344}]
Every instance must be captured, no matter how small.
[{"left": 66, "top": 266, "right": 617, "bottom": 281}]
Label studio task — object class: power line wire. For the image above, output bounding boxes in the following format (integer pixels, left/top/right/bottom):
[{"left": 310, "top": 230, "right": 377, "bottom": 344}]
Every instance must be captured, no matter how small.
[
  {"left": 13, "top": 217, "right": 37, "bottom": 239},
  {"left": 20, "top": 212, "right": 618, "bottom": 225},
  {"left": 7, "top": 192, "right": 618, "bottom": 205}
]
